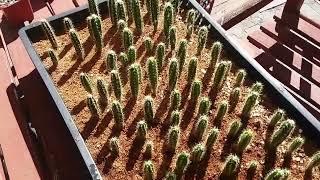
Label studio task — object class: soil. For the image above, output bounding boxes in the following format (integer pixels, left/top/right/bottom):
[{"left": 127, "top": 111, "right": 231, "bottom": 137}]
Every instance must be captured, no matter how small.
[{"left": 33, "top": 4, "right": 320, "bottom": 180}]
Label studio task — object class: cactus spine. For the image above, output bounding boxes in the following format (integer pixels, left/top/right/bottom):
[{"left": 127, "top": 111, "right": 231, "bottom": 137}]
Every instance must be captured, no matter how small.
[
  {"left": 227, "top": 120, "right": 242, "bottom": 139},
  {"left": 144, "top": 37, "right": 153, "bottom": 54},
  {"left": 167, "top": 126, "right": 180, "bottom": 152},
  {"left": 63, "top": 17, "right": 74, "bottom": 32},
  {"left": 215, "top": 101, "right": 228, "bottom": 122},
  {"left": 212, "top": 61, "right": 228, "bottom": 90},
  {"left": 88, "top": 0, "right": 99, "bottom": 15},
  {"left": 251, "top": 81, "right": 264, "bottom": 93},
  {"left": 132, "top": 0, "right": 143, "bottom": 32},
  {"left": 175, "top": 152, "right": 189, "bottom": 175},
  {"left": 97, "top": 77, "right": 108, "bottom": 104},
  {"left": 109, "top": 0, "right": 118, "bottom": 26},
  {"left": 87, "top": 94, "right": 99, "bottom": 116},
  {"left": 177, "top": 39, "right": 187, "bottom": 73},
  {"left": 109, "top": 137, "right": 120, "bottom": 155},
  {"left": 147, "top": 57, "right": 158, "bottom": 94},
  {"left": 111, "top": 70, "right": 122, "bottom": 100},
  {"left": 127, "top": 45, "right": 137, "bottom": 64},
  {"left": 210, "top": 41, "right": 222, "bottom": 67},
  {"left": 119, "top": 52, "right": 128, "bottom": 65},
  {"left": 144, "top": 160, "right": 155, "bottom": 180},
  {"left": 47, "top": 49, "right": 59, "bottom": 66},
  {"left": 191, "top": 143, "right": 205, "bottom": 162},
  {"left": 145, "top": 141, "right": 153, "bottom": 158},
  {"left": 198, "top": 97, "right": 211, "bottom": 116},
  {"left": 237, "top": 129, "right": 254, "bottom": 153},
  {"left": 80, "top": 72, "right": 93, "bottom": 93},
  {"left": 193, "top": 115, "right": 208, "bottom": 141},
  {"left": 169, "top": 58, "right": 179, "bottom": 91},
  {"left": 229, "top": 88, "right": 241, "bottom": 111},
  {"left": 155, "top": 43, "right": 165, "bottom": 69},
  {"left": 187, "top": 57, "right": 197, "bottom": 84},
  {"left": 234, "top": 69, "right": 246, "bottom": 87},
  {"left": 144, "top": 96, "right": 154, "bottom": 124},
  {"left": 169, "top": 26, "right": 176, "bottom": 50},
  {"left": 241, "top": 91, "right": 259, "bottom": 118},
  {"left": 88, "top": 15, "right": 103, "bottom": 51},
  {"left": 122, "top": 27, "right": 133, "bottom": 50},
  {"left": 106, "top": 50, "right": 118, "bottom": 71},
  {"left": 197, "top": 26, "right": 208, "bottom": 55},
  {"left": 41, "top": 19, "right": 58, "bottom": 49},
  {"left": 69, "top": 29, "right": 84, "bottom": 60},
  {"left": 150, "top": 0, "right": 159, "bottom": 30},
  {"left": 163, "top": 2, "right": 173, "bottom": 37},
  {"left": 116, "top": 0, "right": 127, "bottom": 21},
  {"left": 307, "top": 151, "right": 320, "bottom": 171},
  {"left": 269, "top": 109, "right": 285, "bottom": 127},
  {"left": 170, "top": 110, "right": 180, "bottom": 126},
  {"left": 170, "top": 89, "right": 181, "bottom": 110},
  {"left": 136, "top": 120, "right": 148, "bottom": 140},
  {"left": 222, "top": 154, "right": 240, "bottom": 177},
  {"left": 206, "top": 128, "right": 219, "bottom": 151},
  {"left": 190, "top": 80, "right": 202, "bottom": 102},
  {"left": 269, "top": 119, "right": 295, "bottom": 149},
  {"left": 129, "top": 63, "right": 141, "bottom": 97},
  {"left": 286, "top": 137, "right": 304, "bottom": 155},
  {"left": 111, "top": 100, "right": 124, "bottom": 128}
]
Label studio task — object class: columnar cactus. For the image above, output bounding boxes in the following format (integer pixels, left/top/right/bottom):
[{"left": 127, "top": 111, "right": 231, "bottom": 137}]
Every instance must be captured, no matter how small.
[
  {"left": 210, "top": 41, "right": 222, "bottom": 67},
  {"left": 122, "top": 27, "right": 133, "bottom": 50},
  {"left": 171, "top": 0, "right": 180, "bottom": 14},
  {"left": 116, "top": 0, "right": 127, "bottom": 21},
  {"left": 145, "top": 140, "right": 153, "bottom": 158},
  {"left": 169, "top": 58, "right": 179, "bottom": 91},
  {"left": 191, "top": 143, "right": 205, "bottom": 162},
  {"left": 269, "top": 119, "right": 295, "bottom": 149},
  {"left": 264, "top": 168, "right": 290, "bottom": 180},
  {"left": 177, "top": 39, "right": 187, "bottom": 73},
  {"left": 47, "top": 49, "right": 59, "bottom": 66},
  {"left": 147, "top": 57, "right": 158, "bottom": 93},
  {"left": 63, "top": 17, "right": 74, "bottom": 32},
  {"left": 109, "top": 137, "right": 120, "bottom": 156},
  {"left": 212, "top": 61, "right": 228, "bottom": 90},
  {"left": 187, "top": 57, "right": 197, "bottom": 84},
  {"left": 144, "top": 96, "right": 154, "bottom": 124},
  {"left": 190, "top": 80, "right": 202, "bottom": 102},
  {"left": 193, "top": 115, "right": 208, "bottom": 141},
  {"left": 165, "top": 172, "right": 176, "bottom": 180},
  {"left": 234, "top": 69, "right": 246, "bottom": 87},
  {"left": 136, "top": 120, "right": 148, "bottom": 140},
  {"left": 87, "top": 94, "right": 99, "bottom": 117},
  {"left": 155, "top": 43, "right": 165, "bottom": 69},
  {"left": 307, "top": 151, "right": 320, "bottom": 171},
  {"left": 127, "top": 45, "right": 137, "bottom": 64},
  {"left": 129, "top": 63, "right": 141, "bottom": 97},
  {"left": 144, "top": 160, "right": 155, "bottom": 180},
  {"left": 251, "top": 82, "right": 264, "bottom": 93},
  {"left": 96, "top": 77, "right": 108, "bottom": 104},
  {"left": 88, "top": 0, "right": 99, "bottom": 15},
  {"left": 117, "top": 19, "right": 127, "bottom": 32},
  {"left": 41, "top": 19, "right": 58, "bottom": 49},
  {"left": 174, "top": 152, "right": 190, "bottom": 175},
  {"left": 150, "top": 0, "right": 159, "bottom": 30},
  {"left": 222, "top": 155, "right": 240, "bottom": 177},
  {"left": 88, "top": 15, "right": 103, "bottom": 51},
  {"left": 80, "top": 72, "right": 93, "bottom": 93},
  {"left": 247, "top": 161, "right": 258, "bottom": 174},
  {"left": 163, "top": 2, "right": 173, "bottom": 37},
  {"left": 111, "top": 100, "right": 124, "bottom": 128},
  {"left": 170, "top": 110, "right": 180, "bottom": 126},
  {"left": 286, "top": 137, "right": 305, "bottom": 155},
  {"left": 186, "top": 25, "right": 194, "bottom": 40},
  {"left": 214, "top": 101, "right": 228, "bottom": 122},
  {"left": 109, "top": 0, "right": 118, "bottom": 26},
  {"left": 269, "top": 109, "right": 285, "bottom": 127},
  {"left": 241, "top": 91, "right": 259, "bottom": 118},
  {"left": 144, "top": 37, "right": 153, "bottom": 54},
  {"left": 167, "top": 126, "right": 180, "bottom": 152},
  {"left": 186, "top": 9, "right": 196, "bottom": 27},
  {"left": 198, "top": 97, "right": 211, "bottom": 116},
  {"left": 124, "top": 0, "right": 132, "bottom": 21},
  {"left": 169, "top": 26, "right": 176, "bottom": 50},
  {"left": 119, "top": 52, "right": 128, "bottom": 65},
  {"left": 111, "top": 70, "right": 122, "bottom": 100},
  {"left": 170, "top": 89, "right": 181, "bottom": 110},
  {"left": 205, "top": 128, "right": 219, "bottom": 151},
  {"left": 197, "top": 26, "right": 208, "bottom": 55},
  {"left": 237, "top": 129, "right": 254, "bottom": 153},
  {"left": 106, "top": 50, "right": 118, "bottom": 71},
  {"left": 227, "top": 120, "right": 242, "bottom": 139},
  {"left": 131, "top": 0, "right": 143, "bottom": 32},
  {"left": 229, "top": 88, "right": 241, "bottom": 111},
  {"left": 69, "top": 29, "right": 84, "bottom": 60}
]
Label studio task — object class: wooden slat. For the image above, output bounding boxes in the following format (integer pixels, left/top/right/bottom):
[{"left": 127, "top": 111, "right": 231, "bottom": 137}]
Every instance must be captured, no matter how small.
[{"left": 50, "top": 0, "right": 77, "bottom": 14}]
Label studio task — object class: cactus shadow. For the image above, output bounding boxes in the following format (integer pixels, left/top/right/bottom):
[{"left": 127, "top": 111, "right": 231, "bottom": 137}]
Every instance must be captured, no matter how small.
[
  {"left": 48, "top": 63, "right": 58, "bottom": 74},
  {"left": 94, "top": 111, "right": 113, "bottom": 137},
  {"left": 180, "top": 101, "right": 196, "bottom": 130},
  {"left": 220, "top": 138, "right": 235, "bottom": 160},
  {"left": 104, "top": 27, "right": 117, "bottom": 45},
  {"left": 59, "top": 43, "right": 73, "bottom": 58},
  {"left": 184, "top": 161, "right": 199, "bottom": 179},
  {"left": 81, "top": 116, "right": 100, "bottom": 140},
  {"left": 143, "top": 14, "right": 151, "bottom": 27},
  {"left": 282, "top": 153, "right": 292, "bottom": 168},
  {"left": 57, "top": 59, "right": 82, "bottom": 86},
  {"left": 126, "top": 137, "right": 145, "bottom": 171},
  {"left": 181, "top": 83, "right": 190, "bottom": 108},
  {"left": 119, "top": 65, "right": 129, "bottom": 85},
  {"left": 202, "top": 65, "right": 215, "bottom": 92},
  {"left": 262, "top": 148, "right": 277, "bottom": 176},
  {"left": 126, "top": 110, "right": 143, "bottom": 138},
  {"left": 81, "top": 51, "right": 102, "bottom": 72},
  {"left": 156, "top": 151, "right": 174, "bottom": 179},
  {"left": 246, "top": 167, "right": 257, "bottom": 180},
  {"left": 102, "top": 154, "right": 117, "bottom": 174},
  {"left": 124, "top": 96, "right": 137, "bottom": 120},
  {"left": 82, "top": 36, "right": 94, "bottom": 56},
  {"left": 155, "top": 92, "right": 170, "bottom": 123},
  {"left": 71, "top": 99, "right": 86, "bottom": 115},
  {"left": 195, "top": 148, "right": 213, "bottom": 179},
  {"left": 304, "top": 169, "right": 312, "bottom": 180}
]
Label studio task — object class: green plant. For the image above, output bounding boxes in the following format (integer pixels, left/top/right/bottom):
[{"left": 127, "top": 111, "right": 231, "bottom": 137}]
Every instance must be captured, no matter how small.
[
  {"left": 122, "top": 27, "right": 133, "bottom": 50},
  {"left": 144, "top": 96, "right": 154, "bottom": 124},
  {"left": 170, "top": 89, "right": 181, "bottom": 110},
  {"left": 80, "top": 72, "right": 93, "bottom": 93},
  {"left": 111, "top": 70, "right": 122, "bottom": 100},
  {"left": 96, "top": 77, "right": 108, "bottom": 104},
  {"left": 234, "top": 69, "right": 246, "bottom": 87},
  {"left": 190, "top": 80, "right": 202, "bottom": 102},
  {"left": 307, "top": 151, "right": 320, "bottom": 171},
  {"left": 187, "top": 57, "right": 197, "bottom": 84},
  {"left": 69, "top": 29, "right": 84, "bottom": 60},
  {"left": 169, "top": 58, "right": 179, "bottom": 91},
  {"left": 251, "top": 81, "right": 264, "bottom": 93},
  {"left": 186, "top": 9, "right": 196, "bottom": 27},
  {"left": 144, "top": 160, "right": 155, "bottom": 180},
  {"left": 269, "top": 119, "right": 295, "bottom": 149},
  {"left": 131, "top": 0, "right": 143, "bottom": 32},
  {"left": 247, "top": 161, "right": 258, "bottom": 174},
  {"left": 124, "top": 0, "right": 132, "bottom": 21},
  {"left": 167, "top": 126, "right": 180, "bottom": 152},
  {"left": 193, "top": 115, "right": 208, "bottom": 141},
  {"left": 106, "top": 50, "right": 118, "bottom": 71},
  {"left": 117, "top": 0, "right": 127, "bottom": 21},
  {"left": 87, "top": 94, "right": 99, "bottom": 117},
  {"left": 210, "top": 41, "right": 222, "bottom": 67},
  {"left": 88, "top": 15, "right": 103, "bottom": 51},
  {"left": 169, "top": 26, "right": 176, "bottom": 50},
  {"left": 63, "top": 17, "right": 74, "bottom": 32},
  {"left": 264, "top": 168, "right": 290, "bottom": 180},
  {"left": 205, "top": 128, "right": 219, "bottom": 151},
  {"left": 198, "top": 97, "right": 211, "bottom": 116},
  {"left": 214, "top": 100, "right": 228, "bottom": 122},
  {"left": 88, "top": 0, "right": 99, "bottom": 15},
  {"left": 191, "top": 143, "right": 205, "bottom": 162},
  {"left": 175, "top": 152, "right": 189, "bottom": 175},
  {"left": 155, "top": 43, "right": 165, "bottom": 69},
  {"left": 109, "top": 137, "right": 120, "bottom": 156},
  {"left": 171, "top": 0, "right": 180, "bottom": 14},
  {"left": 229, "top": 87, "right": 241, "bottom": 111},
  {"left": 227, "top": 120, "right": 242, "bottom": 139},
  {"left": 109, "top": 0, "right": 118, "bottom": 26},
  {"left": 47, "top": 49, "right": 59, "bottom": 66},
  {"left": 145, "top": 141, "right": 153, "bottom": 158},
  {"left": 241, "top": 91, "right": 259, "bottom": 118},
  {"left": 222, "top": 154, "right": 240, "bottom": 177},
  {"left": 127, "top": 45, "right": 137, "bottom": 64},
  {"left": 147, "top": 57, "right": 158, "bottom": 94},
  {"left": 144, "top": 37, "right": 153, "bottom": 54},
  {"left": 117, "top": 19, "right": 127, "bottom": 32},
  {"left": 165, "top": 172, "right": 176, "bottom": 180},
  {"left": 129, "top": 63, "right": 141, "bottom": 97},
  {"left": 286, "top": 137, "right": 304, "bottom": 155},
  {"left": 197, "top": 26, "right": 208, "bottom": 55},
  {"left": 237, "top": 129, "right": 254, "bottom": 153},
  {"left": 164, "top": 2, "right": 173, "bottom": 37},
  {"left": 111, "top": 100, "right": 124, "bottom": 128},
  {"left": 136, "top": 120, "right": 148, "bottom": 140},
  {"left": 177, "top": 39, "right": 187, "bottom": 73},
  {"left": 212, "top": 61, "right": 227, "bottom": 90},
  {"left": 150, "top": 0, "right": 159, "bottom": 30},
  {"left": 269, "top": 109, "right": 285, "bottom": 127},
  {"left": 41, "top": 19, "right": 58, "bottom": 49},
  {"left": 119, "top": 52, "right": 128, "bottom": 65},
  {"left": 170, "top": 110, "right": 180, "bottom": 126}
]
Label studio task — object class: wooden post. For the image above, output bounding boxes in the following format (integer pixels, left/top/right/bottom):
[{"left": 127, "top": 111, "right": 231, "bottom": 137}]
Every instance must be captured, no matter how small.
[{"left": 283, "top": 0, "right": 304, "bottom": 13}]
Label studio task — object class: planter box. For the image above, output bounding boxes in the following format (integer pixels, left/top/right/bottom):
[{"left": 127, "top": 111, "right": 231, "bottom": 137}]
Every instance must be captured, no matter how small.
[{"left": 18, "top": 0, "right": 320, "bottom": 179}]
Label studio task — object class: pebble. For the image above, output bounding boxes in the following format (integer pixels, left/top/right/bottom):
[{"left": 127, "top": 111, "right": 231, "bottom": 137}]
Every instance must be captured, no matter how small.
[{"left": 201, "top": 69, "right": 206, "bottom": 74}]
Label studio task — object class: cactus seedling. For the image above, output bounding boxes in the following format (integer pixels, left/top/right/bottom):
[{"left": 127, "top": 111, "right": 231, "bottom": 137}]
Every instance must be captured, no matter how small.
[
  {"left": 264, "top": 168, "right": 290, "bottom": 180},
  {"left": 88, "top": 15, "right": 103, "bottom": 51},
  {"left": 144, "top": 160, "right": 155, "bottom": 180},
  {"left": 187, "top": 57, "right": 197, "bottom": 84},
  {"left": 177, "top": 39, "right": 187, "bottom": 73},
  {"left": 171, "top": 0, "right": 180, "bottom": 14},
  {"left": 170, "top": 89, "right": 181, "bottom": 110},
  {"left": 186, "top": 25, "right": 194, "bottom": 40},
  {"left": 117, "top": 19, "right": 127, "bottom": 32},
  {"left": 132, "top": 0, "right": 143, "bottom": 32},
  {"left": 206, "top": 128, "right": 219, "bottom": 151},
  {"left": 215, "top": 101, "right": 228, "bottom": 122},
  {"left": 69, "top": 29, "right": 84, "bottom": 60},
  {"left": 269, "top": 109, "right": 285, "bottom": 127},
  {"left": 87, "top": 94, "right": 99, "bottom": 117},
  {"left": 119, "top": 52, "right": 128, "bottom": 65},
  {"left": 190, "top": 80, "right": 202, "bottom": 102},
  {"left": 227, "top": 120, "right": 242, "bottom": 139},
  {"left": 41, "top": 19, "right": 58, "bottom": 49},
  {"left": 150, "top": 0, "right": 159, "bottom": 30},
  {"left": 170, "top": 110, "right": 181, "bottom": 126},
  {"left": 175, "top": 152, "right": 190, "bottom": 175},
  {"left": 229, "top": 87, "right": 241, "bottom": 111},
  {"left": 106, "top": 50, "right": 118, "bottom": 71},
  {"left": 251, "top": 82, "right": 264, "bottom": 94},
  {"left": 169, "top": 58, "right": 179, "bottom": 91},
  {"left": 164, "top": 2, "right": 173, "bottom": 37},
  {"left": 117, "top": 0, "right": 127, "bottom": 21},
  {"left": 186, "top": 9, "right": 196, "bottom": 27},
  {"left": 96, "top": 77, "right": 109, "bottom": 105},
  {"left": 165, "top": 172, "right": 177, "bottom": 180},
  {"left": 129, "top": 63, "right": 141, "bottom": 97},
  {"left": 241, "top": 91, "right": 259, "bottom": 118},
  {"left": 80, "top": 72, "right": 93, "bottom": 93},
  {"left": 127, "top": 45, "right": 137, "bottom": 64},
  {"left": 169, "top": 26, "right": 176, "bottom": 50},
  {"left": 88, "top": 0, "right": 99, "bottom": 15},
  {"left": 307, "top": 151, "right": 320, "bottom": 171},
  {"left": 237, "top": 129, "right": 254, "bottom": 153},
  {"left": 247, "top": 161, "right": 258, "bottom": 174},
  {"left": 286, "top": 137, "right": 305, "bottom": 155},
  {"left": 144, "top": 37, "right": 153, "bottom": 54},
  {"left": 155, "top": 43, "right": 165, "bottom": 69},
  {"left": 167, "top": 126, "right": 180, "bottom": 152},
  {"left": 47, "top": 49, "right": 59, "bottom": 66},
  {"left": 191, "top": 143, "right": 205, "bottom": 162},
  {"left": 197, "top": 26, "right": 208, "bottom": 55},
  {"left": 222, "top": 154, "right": 240, "bottom": 177},
  {"left": 122, "top": 27, "right": 133, "bottom": 50},
  {"left": 234, "top": 69, "right": 246, "bottom": 87},
  {"left": 136, "top": 120, "right": 148, "bottom": 140},
  {"left": 111, "top": 70, "right": 122, "bottom": 100},
  {"left": 144, "top": 96, "right": 154, "bottom": 124},
  {"left": 145, "top": 141, "right": 153, "bottom": 158},
  {"left": 147, "top": 57, "right": 158, "bottom": 94},
  {"left": 109, "top": 0, "right": 118, "bottom": 26},
  {"left": 111, "top": 100, "right": 124, "bottom": 128},
  {"left": 109, "top": 137, "right": 120, "bottom": 156},
  {"left": 193, "top": 115, "right": 208, "bottom": 141},
  {"left": 212, "top": 61, "right": 228, "bottom": 90},
  {"left": 198, "top": 97, "right": 211, "bottom": 116},
  {"left": 210, "top": 41, "right": 222, "bottom": 67},
  {"left": 269, "top": 119, "right": 295, "bottom": 149},
  {"left": 63, "top": 17, "right": 74, "bottom": 32}
]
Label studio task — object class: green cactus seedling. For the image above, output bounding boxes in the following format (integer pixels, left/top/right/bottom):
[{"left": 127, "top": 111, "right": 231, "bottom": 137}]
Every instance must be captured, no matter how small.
[
  {"left": 167, "top": 126, "right": 180, "bottom": 152},
  {"left": 170, "top": 89, "right": 181, "bottom": 110},
  {"left": 87, "top": 94, "right": 99, "bottom": 117},
  {"left": 144, "top": 37, "right": 153, "bottom": 54},
  {"left": 187, "top": 57, "right": 197, "bottom": 84},
  {"left": 206, "top": 128, "right": 219, "bottom": 151},
  {"left": 80, "top": 72, "right": 93, "bottom": 93},
  {"left": 147, "top": 57, "right": 158, "bottom": 94},
  {"left": 198, "top": 97, "right": 211, "bottom": 116},
  {"left": 210, "top": 41, "right": 222, "bottom": 67},
  {"left": 163, "top": 2, "right": 173, "bottom": 37},
  {"left": 150, "top": 0, "right": 159, "bottom": 30},
  {"left": 69, "top": 29, "right": 84, "bottom": 60},
  {"left": 177, "top": 39, "right": 187, "bottom": 73},
  {"left": 286, "top": 137, "right": 304, "bottom": 155},
  {"left": 169, "top": 26, "right": 177, "bottom": 50},
  {"left": 215, "top": 100, "right": 228, "bottom": 122},
  {"left": 106, "top": 50, "right": 118, "bottom": 71},
  {"left": 47, "top": 48, "right": 59, "bottom": 66},
  {"left": 41, "top": 19, "right": 59, "bottom": 49},
  {"left": 129, "top": 63, "right": 141, "bottom": 97},
  {"left": 63, "top": 17, "right": 74, "bottom": 32},
  {"left": 229, "top": 87, "right": 241, "bottom": 112},
  {"left": 109, "top": 137, "right": 120, "bottom": 156},
  {"left": 117, "top": 0, "right": 127, "bottom": 21},
  {"left": 237, "top": 129, "right": 254, "bottom": 153},
  {"left": 234, "top": 69, "right": 246, "bottom": 88},
  {"left": 144, "top": 160, "right": 155, "bottom": 180},
  {"left": 111, "top": 100, "right": 124, "bottom": 129},
  {"left": 96, "top": 77, "right": 109, "bottom": 105},
  {"left": 175, "top": 152, "right": 190, "bottom": 175},
  {"left": 222, "top": 154, "right": 240, "bottom": 177},
  {"left": 227, "top": 120, "right": 242, "bottom": 139},
  {"left": 197, "top": 26, "right": 208, "bottom": 55},
  {"left": 241, "top": 91, "right": 259, "bottom": 118},
  {"left": 169, "top": 58, "right": 179, "bottom": 91},
  {"left": 136, "top": 120, "right": 148, "bottom": 140},
  {"left": 251, "top": 81, "right": 264, "bottom": 94},
  {"left": 269, "top": 109, "right": 285, "bottom": 127},
  {"left": 190, "top": 80, "right": 202, "bottom": 103},
  {"left": 132, "top": 0, "right": 143, "bottom": 32},
  {"left": 127, "top": 45, "right": 137, "bottom": 64},
  {"left": 88, "top": 0, "right": 100, "bottom": 15},
  {"left": 111, "top": 70, "right": 122, "bottom": 100},
  {"left": 145, "top": 141, "right": 153, "bottom": 158},
  {"left": 122, "top": 27, "right": 133, "bottom": 50},
  {"left": 170, "top": 110, "right": 181, "bottom": 126},
  {"left": 155, "top": 43, "right": 165, "bottom": 69},
  {"left": 193, "top": 115, "right": 208, "bottom": 141},
  {"left": 109, "top": 0, "right": 118, "bottom": 26},
  {"left": 307, "top": 151, "right": 320, "bottom": 171},
  {"left": 269, "top": 119, "right": 295, "bottom": 149},
  {"left": 144, "top": 96, "right": 154, "bottom": 124},
  {"left": 191, "top": 143, "right": 205, "bottom": 162}
]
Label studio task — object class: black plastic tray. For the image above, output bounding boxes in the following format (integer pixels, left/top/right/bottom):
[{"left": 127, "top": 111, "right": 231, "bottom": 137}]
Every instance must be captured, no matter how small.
[{"left": 18, "top": 0, "right": 320, "bottom": 179}]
